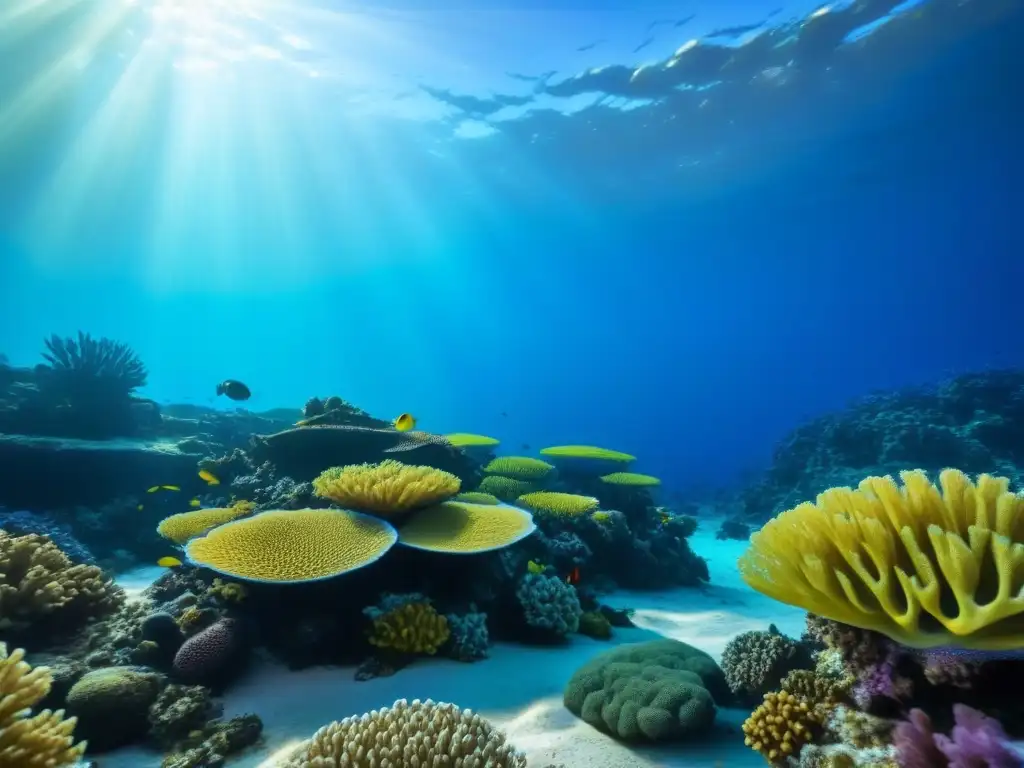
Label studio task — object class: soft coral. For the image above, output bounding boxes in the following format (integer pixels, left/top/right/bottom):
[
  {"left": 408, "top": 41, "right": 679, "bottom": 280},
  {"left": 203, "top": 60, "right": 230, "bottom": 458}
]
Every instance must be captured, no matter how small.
[{"left": 894, "top": 704, "right": 1022, "bottom": 768}]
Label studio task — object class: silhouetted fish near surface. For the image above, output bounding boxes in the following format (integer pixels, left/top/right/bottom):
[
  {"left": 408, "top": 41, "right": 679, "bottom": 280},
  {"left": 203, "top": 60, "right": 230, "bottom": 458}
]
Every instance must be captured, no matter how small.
[{"left": 216, "top": 379, "right": 251, "bottom": 401}]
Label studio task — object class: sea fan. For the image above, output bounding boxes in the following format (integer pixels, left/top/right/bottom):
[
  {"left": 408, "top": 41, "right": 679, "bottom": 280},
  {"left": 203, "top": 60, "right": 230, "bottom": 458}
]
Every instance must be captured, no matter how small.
[{"left": 39, "top": 331, "right": 147, "bottom": 396}]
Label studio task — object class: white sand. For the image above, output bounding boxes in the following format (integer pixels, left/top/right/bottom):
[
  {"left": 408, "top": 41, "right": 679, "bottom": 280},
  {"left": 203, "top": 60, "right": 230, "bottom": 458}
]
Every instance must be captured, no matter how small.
[{"left": 103, "top": 521, "right": 805, "bottom": 768}]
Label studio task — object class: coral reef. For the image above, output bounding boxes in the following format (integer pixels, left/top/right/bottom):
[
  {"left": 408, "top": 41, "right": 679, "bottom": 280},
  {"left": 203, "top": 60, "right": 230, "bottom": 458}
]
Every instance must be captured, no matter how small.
[
  {"left": 444, "top": 610, "right": 490, "bottom": 661},
  {"left": 515, "top": 573, "right": 582, "bottom": 637},
  {"left": 0, "top": 643, "right": 86, "bottom": 767},
  {"left": 563, "top": 639, "right": 725, "bottom": 742},
  {"left": 312, "top": 459, "right": 461, "bottom": 516},
  {"left": 283, "top": 698, "right": 526, "bottom": 767},
  {"left": 65, "top": 666, "right": 162, "bottom": 751},
  {"left": 0, "top": 530, "right": 124, "bottom": 643},
  {"left": 721, "top": 626, "right": 811, "bottom": 704},
  {"left": 364, "top": 594, "right": 450, "bottom": 655},
  {"left": 739, "top": 468, "right": 1024, "bottom": 650}
]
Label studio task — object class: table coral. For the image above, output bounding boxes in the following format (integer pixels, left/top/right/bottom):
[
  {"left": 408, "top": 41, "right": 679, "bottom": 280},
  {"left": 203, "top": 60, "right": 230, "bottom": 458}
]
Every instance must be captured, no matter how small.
[
  {"left": 312, "top": 459, "right": 460, "bottom": 516},
  {"left": 0, "top": 643, "right": 85, "bottom": 767}
]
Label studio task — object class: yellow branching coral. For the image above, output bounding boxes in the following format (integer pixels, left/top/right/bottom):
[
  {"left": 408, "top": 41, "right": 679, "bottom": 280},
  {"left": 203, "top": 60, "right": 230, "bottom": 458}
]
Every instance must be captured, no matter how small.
[
  {"left": 600, "top": 472, "right": 661, "bottom": 486},
  {"left": 184, "top": 509, "right": 398, "bottom": 583},
  {"left": 478, "top": 476, "right": 538, "bottom": 502},
  {"left": 743, "top": 690, "right": 822, "bottom": 765},
  {"left": 157, "top": 506, "right": 254, "bottom": 545},
  {"left": 539, "top": 445, "right": 635, "bottom": 462},
  {"left": 0, "top": 642, "right": 86, "bottom": 767},
  {"left": 446, "top": 433, "right": 500, "bottom": 448},
  {"left": 312, "top": 460, "right": 460, "bottom": 517},
  {"left": 482, "top": 456, "right": 555, "bottom": 481},
  {"left": 738, "top": 468, "right": 1024, "bottom": 650},
  {"left": 398, "top": 502, "right": 536, "bottom": 554},
  {"left": 368, "top": 602, "right": 450, "bottom": 654},
  {"left": 284, "top": 698, "right": 526, "bottom": 768},
  {"left": 455, "top": 492, "right": 499, "bottom": 505},
  {"left": 0, "top": 532, "right": 124, "bottom": 635},
  {"left": 517, "top": 491, "right": 599, "bottom": 518}
]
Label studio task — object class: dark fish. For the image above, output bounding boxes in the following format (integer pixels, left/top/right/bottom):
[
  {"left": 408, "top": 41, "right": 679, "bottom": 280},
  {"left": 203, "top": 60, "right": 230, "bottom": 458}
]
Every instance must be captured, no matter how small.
[{"left": 216, "top": 380, "right": 251, "bottom": 401}]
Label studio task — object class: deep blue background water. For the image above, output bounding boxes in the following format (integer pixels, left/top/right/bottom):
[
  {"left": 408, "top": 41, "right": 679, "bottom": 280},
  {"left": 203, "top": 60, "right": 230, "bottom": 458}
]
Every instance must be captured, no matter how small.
[{"left": 0, "top": 0, "right": 1021, "bottom": 493}]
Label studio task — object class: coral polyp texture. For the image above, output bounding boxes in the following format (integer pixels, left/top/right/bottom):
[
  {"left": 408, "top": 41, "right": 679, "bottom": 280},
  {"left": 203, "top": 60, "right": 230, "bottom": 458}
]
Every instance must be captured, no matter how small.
[
  {"left": 312, "top": 459, "right": 460, "bottom": 517},
  {"left": 283, "top": 698, "right": 527, "bottom": 767},
  {"left": 517, "top": 491, "right": 599, "bottom": 518},
  {"left": 0, "top": 643, "right": 86, "bottom": 767},
  {"left": 477, "top": 475, "right": 538, "bottom": 501},
  {"left": 742, "top": 689, "right": 823, "bottom": 764},
  {"left": 156, "top": 506, "right": 255, "bottom": 545},
  {"left": 600, "top": 471, "right": 661, "bottom": 486},
  {"left": 482, "top": 456, "right": 555, "bottom": 480},
  {"left": 184, "top": 508, "right": 399, "bottom": 583},
  {"left": 738, "top": 468, "right": 1024, "bottom": 650},
  {"left": 366, "top": 599, "right": 450, "bottom": 655},
  {"left": 398, "top": 501, "right": 536, "bottom": 554},
  {"left": 0, "top": 531, "right": 124, "bottom": 637},
  {"left": 454, "top": 491, "right": 500, "bottom": 505}
]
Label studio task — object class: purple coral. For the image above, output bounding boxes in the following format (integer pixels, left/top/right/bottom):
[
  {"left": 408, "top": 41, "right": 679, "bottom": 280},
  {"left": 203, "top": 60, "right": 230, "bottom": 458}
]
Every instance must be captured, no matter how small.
[
  {"left": 173, "top": 617, "right": 241, "bottom": 685},
  {"left": 894, "top": 705, "right": 1023, "bottom": 768}
]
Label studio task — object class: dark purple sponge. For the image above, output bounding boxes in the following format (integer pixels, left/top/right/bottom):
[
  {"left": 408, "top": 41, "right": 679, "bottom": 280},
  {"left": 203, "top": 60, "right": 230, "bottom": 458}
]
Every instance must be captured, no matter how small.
[{"left": 173, "top": 617, "right": 241, "bottom": 685}]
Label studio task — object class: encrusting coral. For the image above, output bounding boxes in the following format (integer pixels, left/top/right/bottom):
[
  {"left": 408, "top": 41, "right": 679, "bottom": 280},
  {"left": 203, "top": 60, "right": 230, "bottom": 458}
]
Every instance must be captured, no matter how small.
[
  {"left": 0, "top": 530, "right": 124, "bottom": 638},
  {"left": 312, "top": 459, "right": 460, "bottom": 517},
  {"left": 283, "top": 698, "right": 526, "bottom": 767},
  {"left": 517, "top": 491, "right": 600, "bottom": 518},
  {"left": 738, "top": 468, "right": 1024, "bottom": 650},
  {"left": 0, "top": 642, "right": 86, "bottom": 767}
]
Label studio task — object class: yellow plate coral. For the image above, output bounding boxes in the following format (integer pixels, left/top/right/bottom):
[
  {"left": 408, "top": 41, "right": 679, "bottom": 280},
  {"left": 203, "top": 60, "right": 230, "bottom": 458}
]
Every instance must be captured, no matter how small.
[
  {"left": 482, "top": 457, "right": 555, "bottom": 481},
  {"left": 184, "top": 509, "right": 398, "bottom": 583},
  {"left": 157, "top": 506, "right": 254, "bottom": 545},
  {"left": 446, "top": 433, "right": 500, "bottom": 448},
  {"left": 398, "top": 502, "right": 536, "bottom": 554},
  {"left": 738, "top": 468, "right": 1024, "bottom": 650},
  {"left": 600, "top": 472, "right": 661, "bottom": 487},
  {"left": 478, "top": 476, "right": 538, "bottom": 502},
  {"left": 312, "top": 459, "right": 460, "bottom": 518},
  {"left": 539, "top": 445, "right": 636, "bottom": 463},
  {"left": 517, "top": 492, "right": 599, "bottom": 518}
]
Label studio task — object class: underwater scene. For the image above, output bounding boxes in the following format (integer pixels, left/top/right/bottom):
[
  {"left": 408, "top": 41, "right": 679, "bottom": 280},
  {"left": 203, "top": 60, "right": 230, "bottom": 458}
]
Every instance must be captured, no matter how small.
[{"left": 1, "top": 0, "right": 1023, "bottom": 766}]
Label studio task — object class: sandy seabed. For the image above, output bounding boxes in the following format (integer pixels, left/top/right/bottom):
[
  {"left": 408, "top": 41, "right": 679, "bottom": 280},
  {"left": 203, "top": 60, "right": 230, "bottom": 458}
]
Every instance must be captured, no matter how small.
[{"left": 104, "top": 522, "right": 807, "bottom": 768}]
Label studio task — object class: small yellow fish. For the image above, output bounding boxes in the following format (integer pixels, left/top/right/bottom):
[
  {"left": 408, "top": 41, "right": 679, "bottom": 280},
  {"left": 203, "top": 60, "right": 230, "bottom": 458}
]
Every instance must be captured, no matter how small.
[
  {"left": 527, "top": 560, "right": 545, "bottom": 575},
  {"left": 162, "top": 485, "right": 180, "bottom": 492},
  {"left": 146, "top": 486, "right": 160, "bottom": 493},
  {"left": 393, "top": 412, "right": 416, "bottom": 432},
  {"left": 157, "top": 556, "right": 183, "bottom": 568},
  {"left": 295, "top": 419, "right": 310, "bottom": 427},
  {"left": 198, "top": 469, "right": 220, "bottom": 486},
  {"left": 189, "top": 498, "right": 201, "bottom": 508},
  {"left": 137, "top": 504, "right": 144, "bottom": 510}
]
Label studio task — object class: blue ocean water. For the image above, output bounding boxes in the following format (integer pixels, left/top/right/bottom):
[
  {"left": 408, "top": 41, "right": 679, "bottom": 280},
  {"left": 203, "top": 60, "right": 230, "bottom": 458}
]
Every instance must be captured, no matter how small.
[{"left": 2, "top": 0, "right": 1019, "bottom": 496}]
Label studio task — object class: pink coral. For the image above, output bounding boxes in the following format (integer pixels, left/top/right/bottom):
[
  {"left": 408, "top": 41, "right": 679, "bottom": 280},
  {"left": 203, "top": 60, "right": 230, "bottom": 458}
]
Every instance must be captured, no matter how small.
[
  {"left": 894, "top": 705, "right": 1022, "bottom": 768},
  {"left": 173, "top": 617, "right": 240, "bottom": 685}
]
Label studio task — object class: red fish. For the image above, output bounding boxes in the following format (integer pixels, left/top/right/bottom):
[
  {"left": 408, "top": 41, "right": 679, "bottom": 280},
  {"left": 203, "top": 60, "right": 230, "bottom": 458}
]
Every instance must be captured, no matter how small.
[{"left": 565, "top": 567, "right": 580, "bottom": 586}]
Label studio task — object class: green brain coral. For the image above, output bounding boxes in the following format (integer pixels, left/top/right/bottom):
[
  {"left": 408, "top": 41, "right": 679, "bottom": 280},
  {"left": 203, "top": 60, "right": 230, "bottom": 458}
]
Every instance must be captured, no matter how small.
[
  {"left": 483, "top": 456, "right": 555, "bottom": 480},
  {"left": 563, "top": 639, "right": 726, "bottom": 743},
  {"left": 540, "top": 445, "right": 636, "bottom": 463},
  {"left": 600, "top": 472, "right": 661, "bottom": 486}
]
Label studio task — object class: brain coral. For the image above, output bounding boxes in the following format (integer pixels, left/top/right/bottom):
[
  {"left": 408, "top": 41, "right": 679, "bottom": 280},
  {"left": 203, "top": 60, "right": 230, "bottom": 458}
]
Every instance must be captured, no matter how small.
[
  {"left": 517, "top": 491, "right": 599, "bottom": 518},
  {"left": 0, "top": 531, "right": 124, "bottom": 638},
  {"left": 398, "top": 502, "right": 536, "bottom": 554},
  {"left": 738, "top": 468, "right": 1024, "bottom": 651},
  {"left": 65, "top": 666, "right": 161, "bottom": 751},
  {"left": 563, "top": 639, "right": 724, "bottom": 742},
  {"left": 482, "top": 456, "right": 555, "bottom": 480},
  {"left": 312, "top": 459, "right": 460, "bottom": 517},
  {"left": 173, "top": 617, "right": 241, "bottom": 685},
  {"left": 156, "top": 506, "right": 254, "bottom": 545},
  {"left": 0, "top": 643, "right": 85, "bottom": 766},
  {"left": 477, "top": 476, "right": 538, "bottom": 502},
  {"left": 284, "top": 698, "right": 526, "bottom": 767},
  {"left": 600, "top": 472, "right": 661, "bottom": 486},
  {"left": 184, "top": 509, "right": 398, "bottom": 583}
]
